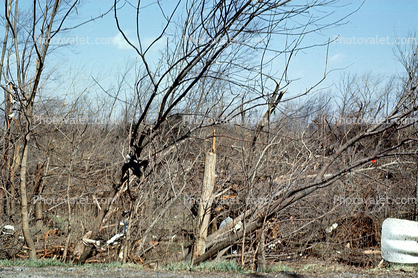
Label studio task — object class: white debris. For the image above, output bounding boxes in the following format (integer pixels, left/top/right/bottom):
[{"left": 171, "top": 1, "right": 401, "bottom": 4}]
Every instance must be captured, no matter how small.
[
  {"left": 326, "top": 223, "right": 338, "bottom": 233},
  {"left": 233, "top": 221, "right": 242, "bottom": 233},
  {"left": 269, "top": 239, "right": 282, "bottom": 250},
  {"left": 2, "top": 225, "right": 15, "bottom": 235},
  {"left": 219, "top": 217, "right": 242, "bottom": 233},
  {"left": 105, "top": 233, "right": 125, "bottom": 246},
  {"left": 119, "top": 247, "right": 124, "bottom": 259},
  {"left": 82, "top": 238, "right": 101, "bottom": 247},
  {"left": 219, "top": 217, "right": 233, "bottom": 229},
  {"left": 4, "top": 225, "right": 15, "bottom": 231}
]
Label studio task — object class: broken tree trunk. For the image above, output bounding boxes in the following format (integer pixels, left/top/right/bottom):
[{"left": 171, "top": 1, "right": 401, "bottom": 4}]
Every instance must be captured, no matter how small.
[
  {"left": 192, "top": 151, "right": 216, "bottom": 262},
  {"left": 78, "top": 187, "right": 118, "bottom": 264},
  {"left": 257, "top": 229, "right": 266, "bottom": 271},
  {"left": 195, "top": 218, "right": 263, "bottom": 264}
]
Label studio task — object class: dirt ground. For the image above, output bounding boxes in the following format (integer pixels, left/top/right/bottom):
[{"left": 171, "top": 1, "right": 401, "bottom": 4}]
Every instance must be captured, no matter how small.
[{"left": 0, "top": 266, "right": 417, "bottom": 278}]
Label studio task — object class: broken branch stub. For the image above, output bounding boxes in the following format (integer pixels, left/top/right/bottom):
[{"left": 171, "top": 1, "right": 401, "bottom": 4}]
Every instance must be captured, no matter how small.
[{"left": 193, "top": 152, "right": 216, "bottom": 260}]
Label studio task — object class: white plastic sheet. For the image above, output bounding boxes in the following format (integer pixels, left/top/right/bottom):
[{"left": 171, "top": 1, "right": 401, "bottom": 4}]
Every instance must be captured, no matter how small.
[{"left": 381, "top": 218, "right": 418, "bottom": 263}]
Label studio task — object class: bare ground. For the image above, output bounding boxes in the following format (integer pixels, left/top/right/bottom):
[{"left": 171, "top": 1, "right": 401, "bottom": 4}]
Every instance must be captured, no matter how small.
[{"left": 0, "top": 266, "right": 417, "bottom": 278}]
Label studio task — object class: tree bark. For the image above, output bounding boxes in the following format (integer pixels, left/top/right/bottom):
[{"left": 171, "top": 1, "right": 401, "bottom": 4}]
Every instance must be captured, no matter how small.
[
  {"left": 9, "top": 137, "right": 21, "bottom": 214},
  {"left": 192, "top": 152, "right": 216, "bottom": 262},
  {"left": 0, "top": 2, "right": 12, "bottom": 216},
  {"left": 194, "top": 219, "right": 263, "bottom": 264},
  {"left": 257, "top": 229, "right": 266, "bottom": 271},
  {"left": 20, "top": 124, "right": 36, "bottom": 259},
  {"left": 1, "top": 89, "right": 12, "bottom": 216}
]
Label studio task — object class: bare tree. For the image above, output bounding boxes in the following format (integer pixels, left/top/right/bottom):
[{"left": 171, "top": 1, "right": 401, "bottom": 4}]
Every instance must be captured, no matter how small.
[
  {"left": 1, "top": 0, "right": 81, "bottom": 259},
  {"left": 193, "top": 47, "right": 418, "bottom": 263},
  {"left": 78, "top": 0, "right": 358, "bottom": 264}
]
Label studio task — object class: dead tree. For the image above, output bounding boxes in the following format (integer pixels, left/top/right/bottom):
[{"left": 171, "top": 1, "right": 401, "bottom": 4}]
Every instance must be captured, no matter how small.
[
  {"left": 79, "top": 0, "right": 360, "bottom": 263},
  {"left": 1, "top": 0, "right": 92, "bottom": 259}
]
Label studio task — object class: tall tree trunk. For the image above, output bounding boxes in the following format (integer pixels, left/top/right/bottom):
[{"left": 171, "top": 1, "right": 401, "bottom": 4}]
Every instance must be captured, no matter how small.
[
  {"left": 20, "top": 126, "right": 36, "bottom": 259},
  {"left": 256, "top": 229, "right": 266, "bottom": 271},
  {"left": 192, "top": 151, "right": 216, "bottom": 263},
  {"left": 10, "top": 138, "right": 21, "bottom": 214},
  {"left": 0, "top": 2, "right": 12, "bottom": 217},
  {"left": 1, "top": 89, "right": 12, "bottom": 216}
]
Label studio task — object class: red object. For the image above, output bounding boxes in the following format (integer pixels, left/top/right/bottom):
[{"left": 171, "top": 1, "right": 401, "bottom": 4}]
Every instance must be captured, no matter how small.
[{"left": 372, "top": 159, "right": 377, "bottom": 165}]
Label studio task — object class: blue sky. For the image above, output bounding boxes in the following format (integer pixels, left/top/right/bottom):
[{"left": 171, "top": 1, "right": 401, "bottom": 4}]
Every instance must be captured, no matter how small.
[
  {"left": 2, "top": 1, "right": 418, "bottom": 110},
  {"left": 284, "top": 1, "right": 418, "bottom": 95}
]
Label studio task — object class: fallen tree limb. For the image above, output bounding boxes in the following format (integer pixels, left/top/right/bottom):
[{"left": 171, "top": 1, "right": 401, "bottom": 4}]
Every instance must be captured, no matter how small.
[{"left": 196, "top": 148, "right": 416, "bottom": 264}]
